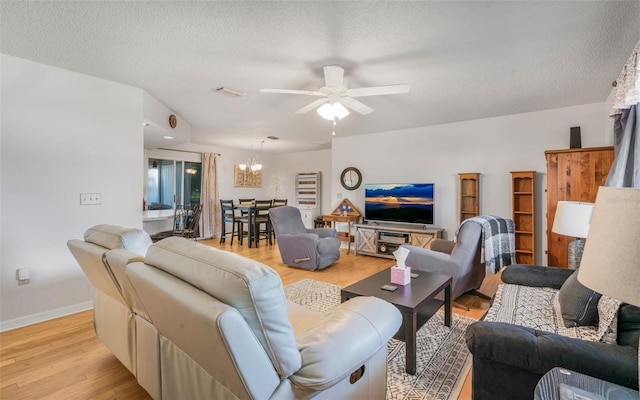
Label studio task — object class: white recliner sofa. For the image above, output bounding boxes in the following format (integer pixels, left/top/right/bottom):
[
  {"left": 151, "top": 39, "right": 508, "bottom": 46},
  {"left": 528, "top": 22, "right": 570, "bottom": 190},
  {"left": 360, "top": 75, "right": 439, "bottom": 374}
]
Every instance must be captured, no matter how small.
[
  {"left": 123, "top": 236, "right": 402, "bottom": 399},
  {"left": 67, "top": 224, "right": 161, "bottom": 398}
]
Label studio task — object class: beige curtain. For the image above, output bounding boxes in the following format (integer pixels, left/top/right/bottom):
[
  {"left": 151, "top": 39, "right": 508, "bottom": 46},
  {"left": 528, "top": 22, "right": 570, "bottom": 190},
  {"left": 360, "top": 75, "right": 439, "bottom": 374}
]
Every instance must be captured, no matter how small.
[
  {"left": 200, "top": 153, "right": 220, "bottom": 239},
  {"left": 606, "top": 39, "right": 640, "bottom": 188}
]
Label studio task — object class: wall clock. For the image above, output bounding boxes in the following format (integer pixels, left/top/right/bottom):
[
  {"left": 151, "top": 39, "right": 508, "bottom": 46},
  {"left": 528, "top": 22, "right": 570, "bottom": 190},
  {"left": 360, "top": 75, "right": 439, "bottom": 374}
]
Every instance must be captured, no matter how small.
[
  {"left": 169, "top": 114, "right": 177, "bottom": 129},
  {"left": 340, "top": 167, "right": 362, "bottom": 190}
]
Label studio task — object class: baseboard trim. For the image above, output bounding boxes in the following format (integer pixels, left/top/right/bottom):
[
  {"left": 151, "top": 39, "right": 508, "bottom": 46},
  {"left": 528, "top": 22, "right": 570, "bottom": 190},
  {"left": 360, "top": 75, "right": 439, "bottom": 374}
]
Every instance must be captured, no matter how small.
[{"left": 0, "top": 301, "right": 93, "bottom": 332}]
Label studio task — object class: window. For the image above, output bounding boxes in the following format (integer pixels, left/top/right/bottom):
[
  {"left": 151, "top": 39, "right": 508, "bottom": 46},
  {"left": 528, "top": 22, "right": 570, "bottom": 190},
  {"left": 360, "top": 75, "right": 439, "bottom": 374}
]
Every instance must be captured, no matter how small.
[{"left": 147, "top": 158, "right": 201, "bottom": 209}]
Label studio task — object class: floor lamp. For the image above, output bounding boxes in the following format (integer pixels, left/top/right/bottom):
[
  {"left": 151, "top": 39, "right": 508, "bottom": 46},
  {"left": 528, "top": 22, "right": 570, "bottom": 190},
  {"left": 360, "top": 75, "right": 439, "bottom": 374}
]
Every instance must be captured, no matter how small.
[
  {"left": 577, "top": 187, "right": 640, "bottom": 390},
  {"left": 551, "top": 201, "right": 594, "bottom": 270}
]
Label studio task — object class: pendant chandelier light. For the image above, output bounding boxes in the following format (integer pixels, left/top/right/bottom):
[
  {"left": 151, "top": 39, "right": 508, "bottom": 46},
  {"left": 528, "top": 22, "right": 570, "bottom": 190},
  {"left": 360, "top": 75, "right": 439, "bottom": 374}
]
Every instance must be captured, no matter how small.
[{"left": 239, "top": 140, "right": 264, "bottom": 172}]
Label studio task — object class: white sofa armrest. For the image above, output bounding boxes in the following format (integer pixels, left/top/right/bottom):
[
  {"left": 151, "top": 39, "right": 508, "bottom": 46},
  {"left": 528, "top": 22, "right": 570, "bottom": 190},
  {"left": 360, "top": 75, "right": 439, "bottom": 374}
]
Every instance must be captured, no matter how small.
[{"left": 290, "top": 296, "right": 401, "bottom": 391}]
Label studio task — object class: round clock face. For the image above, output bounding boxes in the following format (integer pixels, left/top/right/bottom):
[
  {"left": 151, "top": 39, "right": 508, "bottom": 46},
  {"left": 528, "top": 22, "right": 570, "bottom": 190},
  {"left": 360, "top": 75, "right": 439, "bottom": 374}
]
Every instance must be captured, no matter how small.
[
  {"left": 169, "top": 114, "right": 177, "bottom": 129},
  {"left": 340, "top": 167, "right": 362, "bottom": 190}
]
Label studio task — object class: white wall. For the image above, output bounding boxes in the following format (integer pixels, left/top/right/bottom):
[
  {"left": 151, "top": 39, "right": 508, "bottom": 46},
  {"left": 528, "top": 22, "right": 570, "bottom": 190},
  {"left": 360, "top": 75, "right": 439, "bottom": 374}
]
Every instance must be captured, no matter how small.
[
  {"left": 0, "top": 55, "right": 144, "bottom": 330},
  {"left": 332, "top": 102, "right": 611, "bottom": 264},
  {"left": 276, "top": 149, "right": 332, "bottom": 214},
  {"left": 0, "top": 53, "right": 615, "bottom": 329}
]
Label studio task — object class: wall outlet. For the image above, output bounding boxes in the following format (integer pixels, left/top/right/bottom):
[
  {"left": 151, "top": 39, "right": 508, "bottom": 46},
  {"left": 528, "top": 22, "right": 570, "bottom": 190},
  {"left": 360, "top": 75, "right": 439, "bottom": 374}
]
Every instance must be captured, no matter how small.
[
  {"left": 16, "top": 268, "right": 30, "bottom": 285},
  {"left": 80, "top": 193, "right": 101, "bottom": 205}
]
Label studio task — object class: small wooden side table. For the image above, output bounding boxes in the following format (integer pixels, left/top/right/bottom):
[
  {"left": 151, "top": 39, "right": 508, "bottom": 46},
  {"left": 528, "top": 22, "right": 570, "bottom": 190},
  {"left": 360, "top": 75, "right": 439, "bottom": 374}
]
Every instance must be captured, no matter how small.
[
  {"left": 534, "top": 367, "right": 638, "bottom": 400},
  {"left": 322, "top": 214, "right": 360, "bottom": 254}
]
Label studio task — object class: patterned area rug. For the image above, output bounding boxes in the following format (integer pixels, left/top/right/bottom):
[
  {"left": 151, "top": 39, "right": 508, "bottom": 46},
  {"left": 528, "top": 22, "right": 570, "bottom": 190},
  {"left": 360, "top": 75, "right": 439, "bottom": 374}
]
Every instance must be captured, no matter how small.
[{"left": 284, "top": 279, "right": 477, "bottom": 400}]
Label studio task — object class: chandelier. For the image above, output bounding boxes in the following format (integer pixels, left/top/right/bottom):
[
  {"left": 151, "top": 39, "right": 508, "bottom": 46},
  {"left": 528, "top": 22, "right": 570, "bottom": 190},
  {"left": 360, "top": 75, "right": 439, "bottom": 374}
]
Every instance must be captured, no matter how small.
[{"left": 239, "top": 141, "right": 264, "bottom": 172}]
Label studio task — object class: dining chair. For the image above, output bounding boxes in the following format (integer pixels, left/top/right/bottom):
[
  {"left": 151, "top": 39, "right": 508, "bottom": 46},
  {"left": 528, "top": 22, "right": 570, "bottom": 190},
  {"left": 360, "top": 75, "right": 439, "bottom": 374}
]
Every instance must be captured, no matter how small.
[
  {"left": 220, "top": 200, "right": 241, "bottom": 245},
  {"left": 150, "top": 205, "right": 186, "bottom": 242},
  {"left": 252, "top": 200, "right": 273, "bottom": 247},
  {"left": 181, "top": 203, "right": 202, "bottom": 240}
]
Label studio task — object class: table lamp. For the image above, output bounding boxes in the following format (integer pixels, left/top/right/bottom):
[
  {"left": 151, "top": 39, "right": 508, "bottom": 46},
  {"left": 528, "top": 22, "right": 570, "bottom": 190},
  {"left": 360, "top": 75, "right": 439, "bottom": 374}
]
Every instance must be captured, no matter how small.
[
  {"left": 577, "top": 187, "right": 640, "bottom": 390},
  {"left": 551, "top": 201, "right": 595, "bottom": 269}
]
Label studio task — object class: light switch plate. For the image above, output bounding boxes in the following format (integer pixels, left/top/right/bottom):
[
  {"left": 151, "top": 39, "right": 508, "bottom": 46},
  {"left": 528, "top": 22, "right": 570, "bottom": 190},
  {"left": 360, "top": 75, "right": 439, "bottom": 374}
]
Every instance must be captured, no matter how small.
[{"left": 80, "top": 193, "right": 101, "bottom": 205}]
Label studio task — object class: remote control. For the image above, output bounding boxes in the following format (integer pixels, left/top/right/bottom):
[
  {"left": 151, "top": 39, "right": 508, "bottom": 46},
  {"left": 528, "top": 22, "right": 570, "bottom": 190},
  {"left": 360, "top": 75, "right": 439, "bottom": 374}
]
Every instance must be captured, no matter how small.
[{"left": 381, "top": 284, "right": 398, "bottom": 291}]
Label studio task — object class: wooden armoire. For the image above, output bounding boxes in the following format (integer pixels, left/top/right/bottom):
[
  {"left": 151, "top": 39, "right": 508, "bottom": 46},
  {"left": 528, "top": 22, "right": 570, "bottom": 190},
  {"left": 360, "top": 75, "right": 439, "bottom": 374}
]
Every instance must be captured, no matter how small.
[{"left": 545, "top": 146, "right": 614, "bottom": 268}]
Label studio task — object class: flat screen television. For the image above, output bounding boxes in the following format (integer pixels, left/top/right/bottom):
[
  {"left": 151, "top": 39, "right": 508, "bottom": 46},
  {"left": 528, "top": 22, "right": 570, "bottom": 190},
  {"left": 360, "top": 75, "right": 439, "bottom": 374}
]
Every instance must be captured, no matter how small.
[{"left": 365, "top": 183, "right": 434, "bottom": 225}]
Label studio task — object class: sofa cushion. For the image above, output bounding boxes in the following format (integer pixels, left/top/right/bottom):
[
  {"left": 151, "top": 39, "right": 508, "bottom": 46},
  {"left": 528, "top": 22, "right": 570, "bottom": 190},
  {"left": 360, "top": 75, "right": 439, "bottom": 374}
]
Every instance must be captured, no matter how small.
[
  {"left": 597, "top": 295, "right": 622, "bottom": 345},
  {"left": 144, "top": 237, "right": 301, "bottom": 378},
  {"left": 617, "top": 303, "right": 640, "bottom": 349},
  {"left": 558, "top": 269, "right": 601, "bottom": 327}
]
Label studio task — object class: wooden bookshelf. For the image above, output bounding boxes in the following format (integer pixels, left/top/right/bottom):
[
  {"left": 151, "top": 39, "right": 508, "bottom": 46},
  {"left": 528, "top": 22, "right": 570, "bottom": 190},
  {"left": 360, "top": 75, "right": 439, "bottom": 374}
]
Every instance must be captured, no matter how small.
[
  {"left": 459, "top": 173, "right": 479, "bottom": 223},
  {"left": 511, "top": 171, "right": 536, "bottom": 264}
]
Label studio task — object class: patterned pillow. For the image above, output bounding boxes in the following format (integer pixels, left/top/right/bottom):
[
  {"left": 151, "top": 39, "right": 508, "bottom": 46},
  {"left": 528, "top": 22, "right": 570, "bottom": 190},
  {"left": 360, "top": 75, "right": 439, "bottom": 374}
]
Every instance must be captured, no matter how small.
[
  {"left": 597, "top": 295, "right": 623, "bottom": 344},
  {"left": 558, "top": 270, "right": 601, "bottom": 327}
]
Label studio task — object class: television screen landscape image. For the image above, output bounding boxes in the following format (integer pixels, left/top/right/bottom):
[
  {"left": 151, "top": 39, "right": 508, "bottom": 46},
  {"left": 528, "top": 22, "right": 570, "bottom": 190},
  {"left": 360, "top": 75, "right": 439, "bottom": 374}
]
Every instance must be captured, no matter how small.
[{"left": 365, "top": 183, "right": 434, "bottom": 225}]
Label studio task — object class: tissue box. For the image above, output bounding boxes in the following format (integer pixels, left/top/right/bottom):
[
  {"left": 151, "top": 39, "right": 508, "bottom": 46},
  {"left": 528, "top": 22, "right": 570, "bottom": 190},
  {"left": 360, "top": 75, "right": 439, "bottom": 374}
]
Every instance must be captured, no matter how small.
[{"left": 390, "top": 266, "right": 411, "bottom": 286}]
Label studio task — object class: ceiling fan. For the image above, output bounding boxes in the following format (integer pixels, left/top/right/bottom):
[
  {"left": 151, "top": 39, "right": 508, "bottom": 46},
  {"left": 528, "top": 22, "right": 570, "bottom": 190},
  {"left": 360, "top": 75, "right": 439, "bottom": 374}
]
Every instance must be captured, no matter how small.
[{"left": 260, "top": 65, "right": 410, "bottom": 120}]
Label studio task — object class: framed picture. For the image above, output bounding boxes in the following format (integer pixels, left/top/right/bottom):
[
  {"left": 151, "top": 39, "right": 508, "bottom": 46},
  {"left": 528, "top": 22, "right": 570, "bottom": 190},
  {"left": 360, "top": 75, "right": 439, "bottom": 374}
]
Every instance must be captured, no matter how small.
[{"left": 234, "top": 165, "right": 262, "bottom": 187}]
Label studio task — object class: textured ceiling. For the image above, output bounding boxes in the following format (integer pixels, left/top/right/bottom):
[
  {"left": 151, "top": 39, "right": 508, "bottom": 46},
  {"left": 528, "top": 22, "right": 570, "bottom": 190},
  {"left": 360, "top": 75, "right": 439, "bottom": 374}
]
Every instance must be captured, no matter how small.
[{"left": 2, "top": 1, "right": 639, "bottom": 153}]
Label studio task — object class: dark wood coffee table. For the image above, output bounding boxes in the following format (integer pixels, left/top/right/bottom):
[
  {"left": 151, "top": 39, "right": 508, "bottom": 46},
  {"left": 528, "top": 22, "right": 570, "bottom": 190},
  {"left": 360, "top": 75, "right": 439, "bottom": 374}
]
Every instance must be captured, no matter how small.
[{"left": 341, "top": 268, "right": 452, "bottom": 375}]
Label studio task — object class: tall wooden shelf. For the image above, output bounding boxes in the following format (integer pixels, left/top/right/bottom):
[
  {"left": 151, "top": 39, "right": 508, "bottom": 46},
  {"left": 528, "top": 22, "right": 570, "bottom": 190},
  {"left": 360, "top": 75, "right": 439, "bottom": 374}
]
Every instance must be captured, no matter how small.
[
  {"left": 459, "top": 173, "right": 479, "bottom": 223},
  {"left": 511, "top": 171, "right": 536, "bottom": 264},
  {"left": 545, "top": 147, "right": 614, "bottom": 268}
]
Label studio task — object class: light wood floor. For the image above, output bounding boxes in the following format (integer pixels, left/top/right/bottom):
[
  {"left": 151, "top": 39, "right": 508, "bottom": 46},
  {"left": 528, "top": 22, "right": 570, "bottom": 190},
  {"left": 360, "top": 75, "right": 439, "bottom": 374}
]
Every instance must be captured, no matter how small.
[{"left": 0, "top": 239, "right": 501, "bottom": 400}]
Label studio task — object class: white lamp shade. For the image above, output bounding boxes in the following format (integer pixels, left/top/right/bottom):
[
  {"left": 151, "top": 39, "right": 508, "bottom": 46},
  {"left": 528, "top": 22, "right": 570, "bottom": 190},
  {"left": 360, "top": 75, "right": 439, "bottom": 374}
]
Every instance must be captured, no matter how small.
[
  {"left": 551, "top": 201, "right": 594, "bottom": 238},
  {"left": 577, "top": 187, "right": 640, "bottom": 307},
  {"left": 317, "top": 102, "right": 350, "bottom": 120}
]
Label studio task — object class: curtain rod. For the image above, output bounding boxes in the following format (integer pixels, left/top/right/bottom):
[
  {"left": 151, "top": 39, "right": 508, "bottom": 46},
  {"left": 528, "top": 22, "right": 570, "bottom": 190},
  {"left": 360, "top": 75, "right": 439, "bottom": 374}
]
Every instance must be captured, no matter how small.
[{"left": 157, "top": 148, "right": 221, "bottom": 156}]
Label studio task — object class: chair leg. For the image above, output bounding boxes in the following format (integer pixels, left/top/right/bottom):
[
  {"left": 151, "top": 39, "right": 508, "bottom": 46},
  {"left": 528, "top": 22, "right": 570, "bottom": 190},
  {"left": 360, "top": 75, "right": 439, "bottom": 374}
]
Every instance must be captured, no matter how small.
[
  {"left": 220, "top": 222, "right": 226, "bottom": 244},
  {"left": 237, "top": 221, "right": 243, "bottom": 245}
]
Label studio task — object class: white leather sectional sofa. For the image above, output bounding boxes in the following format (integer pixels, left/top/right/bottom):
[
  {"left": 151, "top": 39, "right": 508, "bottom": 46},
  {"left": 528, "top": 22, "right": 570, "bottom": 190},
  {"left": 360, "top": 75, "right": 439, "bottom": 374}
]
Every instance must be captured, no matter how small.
[{"left": 69, "top": 225, "right": 402, "bottom": 399}]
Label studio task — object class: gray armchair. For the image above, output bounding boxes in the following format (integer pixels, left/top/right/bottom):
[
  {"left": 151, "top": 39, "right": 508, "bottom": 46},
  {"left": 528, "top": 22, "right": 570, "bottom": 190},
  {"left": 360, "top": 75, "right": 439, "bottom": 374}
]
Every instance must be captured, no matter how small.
[
  {"left": 400, "top": 221, "right": 486, "bottom": 300},
  {"left": 269, "top": 206, "right": 341, "bottom": 270}
]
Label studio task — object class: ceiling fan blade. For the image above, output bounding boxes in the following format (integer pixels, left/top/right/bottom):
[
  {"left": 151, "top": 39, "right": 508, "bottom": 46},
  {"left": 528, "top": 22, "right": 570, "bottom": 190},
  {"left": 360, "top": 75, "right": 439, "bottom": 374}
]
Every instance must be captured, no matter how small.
[
  {"left": 340, "top": 97, "right": 374, "bottom": 115},
  {"left": 295, "top": 98, "right": 329, "bottom": 114},
  {"left": 260, "top": 88, "right": 323, "bottom": 96},
  {"left": 346, "top": 84, "right": 410, "bottom": 98},
  {"left": 324, "top": 65, "right": 344, "bottom": 88}
]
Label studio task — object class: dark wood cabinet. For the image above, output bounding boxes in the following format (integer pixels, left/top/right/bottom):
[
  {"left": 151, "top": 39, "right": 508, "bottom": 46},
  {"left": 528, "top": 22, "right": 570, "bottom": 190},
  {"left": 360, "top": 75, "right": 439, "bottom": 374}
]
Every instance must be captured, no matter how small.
[{"left": 545, "top": 147, "right": 614, "bottom": 268}]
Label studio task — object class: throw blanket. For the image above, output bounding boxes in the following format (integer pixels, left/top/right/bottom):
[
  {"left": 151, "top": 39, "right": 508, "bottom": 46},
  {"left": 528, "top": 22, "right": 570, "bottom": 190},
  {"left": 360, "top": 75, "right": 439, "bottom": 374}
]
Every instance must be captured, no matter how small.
[
  {"left": 484, "top": 283, "right": 621, "bottom": 344},
  {"left": 455, "top": 215, "right": 515, "bottom": 274}
]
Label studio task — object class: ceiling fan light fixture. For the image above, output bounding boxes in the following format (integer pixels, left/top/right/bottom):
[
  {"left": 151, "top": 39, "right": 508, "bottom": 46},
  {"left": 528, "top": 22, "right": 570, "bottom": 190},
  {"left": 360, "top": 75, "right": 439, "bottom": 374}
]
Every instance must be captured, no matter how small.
[{"left": 317, "top": 102, "right": 350, "bottom": 120}]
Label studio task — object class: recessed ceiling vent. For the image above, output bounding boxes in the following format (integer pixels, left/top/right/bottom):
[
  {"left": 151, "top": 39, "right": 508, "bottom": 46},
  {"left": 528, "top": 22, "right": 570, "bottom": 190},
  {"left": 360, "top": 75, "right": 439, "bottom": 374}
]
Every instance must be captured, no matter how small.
[
  {"left": 214, "top": 87, "right": 246, "bottom": 97},
  {"left": 267, "top": 136, "right": 280, "bottom": 140}
]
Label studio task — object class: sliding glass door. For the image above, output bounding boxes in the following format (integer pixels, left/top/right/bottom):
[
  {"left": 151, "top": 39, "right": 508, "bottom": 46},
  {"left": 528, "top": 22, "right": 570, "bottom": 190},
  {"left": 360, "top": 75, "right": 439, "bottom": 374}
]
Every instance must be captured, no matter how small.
[{"left": 147, "top": 159, "right": 201, "bottom": 209}]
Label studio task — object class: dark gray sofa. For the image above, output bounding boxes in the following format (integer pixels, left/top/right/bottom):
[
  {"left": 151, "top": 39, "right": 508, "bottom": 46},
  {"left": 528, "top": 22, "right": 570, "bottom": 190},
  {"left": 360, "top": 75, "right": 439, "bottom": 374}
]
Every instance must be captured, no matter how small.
[{"left": 465, "top": 264, "right": 640, "bottom": 400}]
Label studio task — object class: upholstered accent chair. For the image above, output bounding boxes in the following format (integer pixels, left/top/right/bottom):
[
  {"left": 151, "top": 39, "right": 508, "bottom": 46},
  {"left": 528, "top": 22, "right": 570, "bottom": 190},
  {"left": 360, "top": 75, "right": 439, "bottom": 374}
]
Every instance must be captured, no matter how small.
[
  {"left": 400, "top": 221, "right": 487, "bottom": 301},
  {"left": 124, "top": 237, "right": 402, "bottom": 399},
  {"left": 269, "top": 206, "right": 341, "bottom": 270}
]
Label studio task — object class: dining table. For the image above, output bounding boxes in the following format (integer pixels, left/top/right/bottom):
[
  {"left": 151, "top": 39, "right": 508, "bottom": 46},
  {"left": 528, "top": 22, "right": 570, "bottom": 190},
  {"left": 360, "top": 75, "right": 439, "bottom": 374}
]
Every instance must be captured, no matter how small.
[{"left": 233, "top": 202, "right": 272, "bottom": 248}]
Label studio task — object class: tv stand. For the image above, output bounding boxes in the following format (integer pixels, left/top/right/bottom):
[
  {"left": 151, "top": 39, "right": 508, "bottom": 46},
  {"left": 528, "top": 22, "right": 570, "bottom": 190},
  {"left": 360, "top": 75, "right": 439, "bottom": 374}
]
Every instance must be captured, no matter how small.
[{"left": 354, "top": 223, "right": 444, "bottom": 259}]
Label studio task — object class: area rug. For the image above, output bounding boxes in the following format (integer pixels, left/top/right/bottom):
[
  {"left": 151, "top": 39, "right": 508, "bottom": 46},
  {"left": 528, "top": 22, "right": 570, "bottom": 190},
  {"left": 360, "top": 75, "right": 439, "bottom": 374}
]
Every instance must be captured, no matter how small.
[{"left": 284, "top": 279, "right": 477, "bottom": 400}]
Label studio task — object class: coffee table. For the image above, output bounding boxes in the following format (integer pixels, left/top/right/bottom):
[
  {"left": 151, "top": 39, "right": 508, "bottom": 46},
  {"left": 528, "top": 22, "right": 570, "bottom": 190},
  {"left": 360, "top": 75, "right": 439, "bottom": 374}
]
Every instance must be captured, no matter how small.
[{"left": 341, "top": 268, "right": 452, "bottom": 375}]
